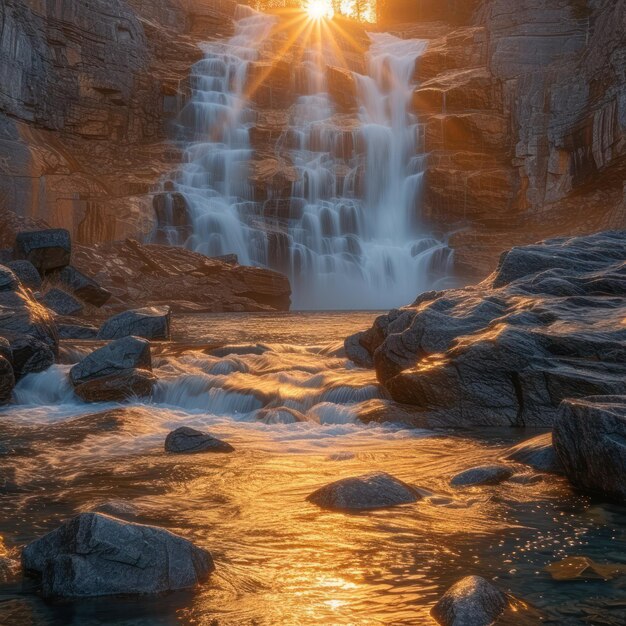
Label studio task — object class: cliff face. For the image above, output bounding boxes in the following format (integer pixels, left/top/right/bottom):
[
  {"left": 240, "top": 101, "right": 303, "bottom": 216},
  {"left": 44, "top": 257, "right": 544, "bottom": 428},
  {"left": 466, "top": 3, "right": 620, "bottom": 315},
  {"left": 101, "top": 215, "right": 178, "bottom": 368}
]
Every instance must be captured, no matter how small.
[
  {"left": 412, "top": 0, "right": 626, "bottom": 277},
  {"left": 0, "top": 0, "right": 235, "bottom": 244}
]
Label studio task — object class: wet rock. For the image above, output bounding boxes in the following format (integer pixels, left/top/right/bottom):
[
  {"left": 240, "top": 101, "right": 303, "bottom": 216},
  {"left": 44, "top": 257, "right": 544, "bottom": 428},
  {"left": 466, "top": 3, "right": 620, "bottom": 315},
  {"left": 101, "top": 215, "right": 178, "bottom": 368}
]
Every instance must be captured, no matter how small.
[
  {"left": 553, "top": 396, "right": 626, "bottom": 503},
  {"left": 350, "top": 232, "right": 626, "bottom": 428},
  {"left": 74, "top": 369, "right": 157, "bottom": 403},
  {"left": 56, "top": 266, "right": 111, "bottom": 307},
  {"left": 0, "top": 337, "right": 12, "bottom": 363},
  {"left": 0, "top": 356, "right": 15, "bottom": 404},
  {"left": 14, "top": 229, "right": 71, "bottom": 273},
  {"left": 431, "top": 575, "right": 508, "bottom": 626},
  {"left": 344, "top": 331, "right": 374, "bottom": 368},
  {"left": 0, "top": 265, "right": 20, "bottom": 291},
  {"left": 164, "top": 427, "right": 234, "bottom": 454},
  {"left": 98, "top": 306, "right": 171, "bottom": 341},
  {"left": 41, "top": 288, "right": 84, "bottom": 316},
  {"left": 8, "top": 335, "right": 55, "bottom": 380},
  {"left": 6, "top": 260, "right": 42, "bottom": 290},
  {"left": 501, "top": 433, "right": 563, "bottom": 474},
  {"left": 450, "top": 465, "right": 513, "bottom": 487},
  {"left": 22, "top": 512, "right": 215, "bottom": 598},
  {"left": 255, "top": 407, "right": 307, "bottom": 425},
  {"left": 306, "top": 472, "right": 421, "bottom": 511},
  {"left": 70, "top": 336, "right": 152, "bottom": 386},
  {"left": 58, "top": 322, "right": 99, "bottom": 340},
  {"left": 91, "top": 500, "right": 141, "bottom": 521}
]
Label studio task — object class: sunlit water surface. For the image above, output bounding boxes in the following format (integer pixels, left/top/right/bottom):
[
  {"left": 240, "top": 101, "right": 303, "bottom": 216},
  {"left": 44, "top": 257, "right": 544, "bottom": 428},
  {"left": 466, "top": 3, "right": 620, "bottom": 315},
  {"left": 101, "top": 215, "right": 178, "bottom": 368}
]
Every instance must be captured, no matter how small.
[{"left": 1, "top": 312, "right": 625, "bottom": 625}]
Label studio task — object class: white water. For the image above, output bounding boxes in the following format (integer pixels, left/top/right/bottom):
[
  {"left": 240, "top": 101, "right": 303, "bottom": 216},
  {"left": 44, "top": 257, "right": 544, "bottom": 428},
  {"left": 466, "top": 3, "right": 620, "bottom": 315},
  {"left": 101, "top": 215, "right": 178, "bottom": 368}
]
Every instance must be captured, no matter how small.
[{"left": 158, "top": 8, "right": 453, "bottom": 309}]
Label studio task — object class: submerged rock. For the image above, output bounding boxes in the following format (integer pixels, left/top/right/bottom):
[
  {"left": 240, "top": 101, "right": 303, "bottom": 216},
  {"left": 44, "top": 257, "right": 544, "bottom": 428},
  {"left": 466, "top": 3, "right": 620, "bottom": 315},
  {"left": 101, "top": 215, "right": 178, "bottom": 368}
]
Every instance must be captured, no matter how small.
[
  {"left": 0, "top": 356, "right": 15, "bottom": 404},
  {"left": 501, "top": 433, "right": 563, "bottom": 474},
  {"left": 450, "top": 465, "right": 513, "bottom": 487},
  {"left": 74, "top": 369, "right": 157, "bottom": 403},
  {"left": 346, "top": 232, "right": 626, "bottom": 427},
  {"left": 431, "top": 575, "right": 508, "bottom": 626},
  {"left": 553, "top": 396, "right": 626, "bottom": 503},
  {"left": 22, "top": 512, "right": 215, "bottom": 598},
  {"left": 70, "top": 336, "right": 152, "bottom": 386},
  {"left": 255, "top": 407, "right": 306, "bottom": 424},
  {"left": 14, "top": 229, "right": 71, "bottom": 273},
  {"left": 91, "top": 500, "right": 141, "bottom": 521},
  {"left": 56, "top": 266, "right": 111, "bottom": 307},
  {"left": 6, "top": 260, "right": 42, "bottom": 290},
  {"left": 41, "top": 288, "right": 84, "bottom": 316},
  {"left": 98, "top": 306, "right": 171, "bottom": 341},
  {"left": 165, "top": 427, "right": 234, "bottom": 454},
  {"left": 306, "top": 472, "right": 421, "bottom": 511}
]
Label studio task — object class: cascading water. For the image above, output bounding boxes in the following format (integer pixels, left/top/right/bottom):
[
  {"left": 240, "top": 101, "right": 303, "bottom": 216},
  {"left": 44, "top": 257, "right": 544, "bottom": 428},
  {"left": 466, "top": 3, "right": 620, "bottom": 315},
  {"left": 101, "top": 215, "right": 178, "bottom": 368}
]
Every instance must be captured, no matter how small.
[{"left": 159, "top": 7, "right": 453, "bottom": 309}]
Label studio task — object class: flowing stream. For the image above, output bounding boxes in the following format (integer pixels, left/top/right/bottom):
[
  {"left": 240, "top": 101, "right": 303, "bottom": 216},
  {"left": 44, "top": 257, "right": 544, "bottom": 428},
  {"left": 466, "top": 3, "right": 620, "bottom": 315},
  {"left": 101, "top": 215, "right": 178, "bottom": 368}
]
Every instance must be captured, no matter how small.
[
  {"left": 1, "top": 313, "right": 625, "bottom": 625},
  {"left": 157, "top": 6, "right": 453, "bottom": 309}
]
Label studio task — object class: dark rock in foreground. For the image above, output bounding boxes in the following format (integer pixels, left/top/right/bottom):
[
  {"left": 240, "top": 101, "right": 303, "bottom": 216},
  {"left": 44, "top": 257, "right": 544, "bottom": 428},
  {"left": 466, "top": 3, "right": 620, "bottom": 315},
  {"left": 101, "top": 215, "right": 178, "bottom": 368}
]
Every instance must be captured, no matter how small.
[
  {"left": 431, "top": 575, "right": 508, "bottom": 626},
  {"left": 42, "top": 288, "right": 84, "bottom": 316},
  {"left": 0, "top": 356, "right": 15, "bottom": 404},
  {"left": 306, "top": 472, "right": 421, "bottom": 511},
  {"left": 14, "top": 229, "right": 71, "bottom": 273},
  {"left": 6, "top": 260, "right": 42, "bottom": 290},
  {"left": 346, "top": 232, "right": 626, "bottom": 427},
  {"left": 501, "top": 433, "right": 563, "bottom": 474},
  {"left": 8, "top": 335, "right": 55, "bottom": 380},
  {"left": 165, "top": 427, "right": 234, "bottom": 454},
  {"left": 553, "top": 396, "right": 626, "bottom": 503},
  {"left": 450, "top": 465, "right": 513, "bottom": 487},
  {"left": 74, "top": 369, "right": 157, "bottom": 403},
  {"left": 22, "top": 512, "right": 214, "bottom": 598},
  {"left": 70, "top": 336, "right": 152, "bottom": 386},
  {"left": 98, "top": 306, "right": 171, "bottom": 341},
  {"left": 56, "top": 266, "right": 111, "bottom": 307},
  {"left": 0, "top": 265, "right": 19, "bottom": 292}
]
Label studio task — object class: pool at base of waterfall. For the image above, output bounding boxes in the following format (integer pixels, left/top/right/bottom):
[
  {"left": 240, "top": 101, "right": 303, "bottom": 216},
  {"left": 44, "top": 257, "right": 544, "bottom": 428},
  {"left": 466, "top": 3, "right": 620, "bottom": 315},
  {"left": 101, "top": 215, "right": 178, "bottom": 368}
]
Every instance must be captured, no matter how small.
[{"left": 1, "top": 312, "right": 625, "bottom": 625}]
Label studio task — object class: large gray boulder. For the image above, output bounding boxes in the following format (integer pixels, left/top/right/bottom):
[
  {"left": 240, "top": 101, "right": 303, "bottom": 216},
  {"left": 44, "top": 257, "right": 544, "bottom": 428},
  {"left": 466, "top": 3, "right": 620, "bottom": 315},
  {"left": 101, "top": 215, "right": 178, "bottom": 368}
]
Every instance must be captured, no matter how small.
[
  {"left": 42, "top": 288, "right": 84, "bottom": 316},
  {"left": 98, "top": 306, "right": 171, "bottom": 341},
  {"left": 56, "top": 266, "right": 111, "bottom": 307},
  {"left": 6, "top": 260, "right": 42, "bottom": 290},
  {"left": 501, "top": 433, "right": 563, "bottom": 474},
  {"left": 22, "top": 512, "right": 215, "bottom": 598},
  {"left": 346, "top": 232, "right": 626, "bottom": 427},
  {"left": 553, "top": 396, "right": 626, "bottom": 502},
  {"left": 165, "top": 427, "right": 234, "bottom": 454},
  {"left": 70, "top": 336, "right": 152, "bottom": 386},
  {"left": 306, "top": 472, "right": 421, "bottom": 511},
  {"left": 0, "top": 355, "right": 15, "bottom": 404},
  {"left": 431, "top": 576, "right": 508, "bottom": 626},
  {"left": 74, "top": 369, "right": 157, "bottom": 403},
  {"left": 14, "top": 229, "right": 71, "bottom": 273}
]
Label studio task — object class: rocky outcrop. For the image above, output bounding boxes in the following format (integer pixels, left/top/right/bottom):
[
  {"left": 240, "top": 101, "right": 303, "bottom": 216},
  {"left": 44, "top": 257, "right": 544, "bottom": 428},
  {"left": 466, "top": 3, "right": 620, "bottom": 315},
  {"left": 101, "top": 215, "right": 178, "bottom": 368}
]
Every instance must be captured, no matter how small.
[
  {"left": 306, "top": 472, "right": 421, "bottom": 511},
  {"left": 22, "top": 512, "right": 215, "bottom": 597},
  {"left": 164, "top": 427, "right": 234, "bottom": 454},
  {"left": 553, "top": 396, "right": 626, "bottom": 503},
  {"left": 346, "top": 232, "right": 626, "bottom": 428},
  {"left": 98, "top": 306, "right": 171, "bottom": 341},
  {"left": 431, "top": 575, "right": 508, "bottom": 626}
]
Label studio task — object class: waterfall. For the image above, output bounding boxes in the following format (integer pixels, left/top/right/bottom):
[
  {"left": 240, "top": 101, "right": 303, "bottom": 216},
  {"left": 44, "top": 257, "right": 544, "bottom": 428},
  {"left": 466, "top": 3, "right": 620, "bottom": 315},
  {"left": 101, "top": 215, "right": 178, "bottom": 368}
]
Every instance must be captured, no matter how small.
[{"left": 158, "top": 7, "right": 453, "bottom": 310}]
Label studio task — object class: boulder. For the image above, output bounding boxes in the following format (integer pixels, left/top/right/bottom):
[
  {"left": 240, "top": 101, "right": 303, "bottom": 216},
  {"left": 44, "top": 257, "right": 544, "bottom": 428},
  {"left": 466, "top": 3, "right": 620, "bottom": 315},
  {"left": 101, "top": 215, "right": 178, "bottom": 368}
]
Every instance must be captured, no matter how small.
[
  {"left": 58, "top": 322, "right": 99, "bottom": 340},
  {"left": 22, "top": 512, "right": 215, "bottom": 598},
  {"left": 8, "top": 335, "right": 55, "bottom": 379},
  {"left": 306, "top": 472, "right": 421, "bottom": 511},
  {"left": 450, "top": 465, "right": 513, "bottom": 487},
  {"left": 501, "top": 433, "right": 563, "bottom": 474},
  {"left": 348, "top": 232, "right": 626, "bottom": 428},
  {"left": 0, "top": 265, "right": 19, "bottom": 291},
  {"left": 255, "top": 407, "right": 307, "bottom": 425},
  {"left": 42, "top": 288, "right": 84, "bottom": 316},
  {"left": 98, "top": 306, "right": 171, "bottom": 341},
  {"left": 91, "top": 500, "right": 141, "bottom": 521},
  {"left": 164, "top": 427, "right": 234, "bottom": 454},
  {"left": 431, "top": 575, "right": 508, "bottom": 626},
  {"left": 70, "top": 336, "right": 152, "bottom": 386},
  {"left": 74, "top": 369, "right": 157, "bottom": 403},
  {"left": 0, "top": 355, "right": 15, "bottom": 404},
  {"left": 344, "top": 331, "right": 374, "bottom": 368},
  {"left": 14, "top": 229, "right": 71, "bottom": 273},
  {"left": 553, "top": 396, "right": 626, "bottom": 502},
  {"left": 0, "top": 337, "right": 12, "bottom": 363},
  {"left": 6, "top": 260, "right": 42, "bottom": 290},
  {"left": 56, "top": 266, "right": 111, "bottom": 307}
]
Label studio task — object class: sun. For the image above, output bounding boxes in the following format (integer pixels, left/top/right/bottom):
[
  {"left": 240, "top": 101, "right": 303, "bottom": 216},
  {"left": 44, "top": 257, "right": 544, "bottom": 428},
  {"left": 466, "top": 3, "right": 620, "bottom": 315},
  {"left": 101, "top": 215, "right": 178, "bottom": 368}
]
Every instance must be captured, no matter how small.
[{"left": 305, "top": 0, "right": 334, "bottom": 20}]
